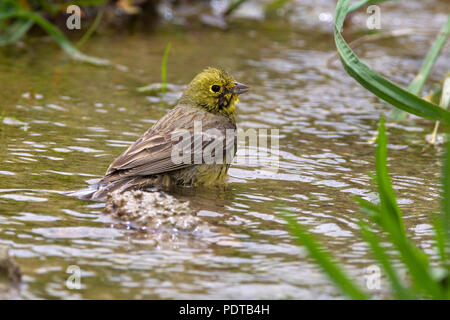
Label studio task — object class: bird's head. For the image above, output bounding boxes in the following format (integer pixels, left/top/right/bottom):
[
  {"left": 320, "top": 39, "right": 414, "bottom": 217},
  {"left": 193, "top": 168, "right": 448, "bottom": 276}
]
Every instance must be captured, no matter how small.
[{"left": 179, "top": 67, "right": 249, "bottom": 121}]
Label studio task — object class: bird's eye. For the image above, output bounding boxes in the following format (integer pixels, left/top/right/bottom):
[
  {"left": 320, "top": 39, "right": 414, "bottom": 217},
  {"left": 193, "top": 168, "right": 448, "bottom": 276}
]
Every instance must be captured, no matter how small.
[{"left": 211, "top": 85, "right": 220, "bottom": 93}]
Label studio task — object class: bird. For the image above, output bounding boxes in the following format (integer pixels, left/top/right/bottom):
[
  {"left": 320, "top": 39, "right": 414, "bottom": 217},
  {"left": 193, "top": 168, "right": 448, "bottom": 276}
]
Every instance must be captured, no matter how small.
[{"left": 83, "top": 67, "right": 249, "bottom": 200}]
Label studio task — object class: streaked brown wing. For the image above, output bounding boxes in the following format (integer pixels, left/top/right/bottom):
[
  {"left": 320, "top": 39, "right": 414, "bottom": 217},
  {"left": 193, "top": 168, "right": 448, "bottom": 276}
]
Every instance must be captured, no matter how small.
[{"left": 100, "top": 105, "right": 235, "bottom": 183}]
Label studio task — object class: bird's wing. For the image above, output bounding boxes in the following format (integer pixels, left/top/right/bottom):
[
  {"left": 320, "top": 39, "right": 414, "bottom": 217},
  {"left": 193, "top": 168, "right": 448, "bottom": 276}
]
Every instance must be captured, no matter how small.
[{"left": 100, "top": 105, "right": 236, "bottom": 183}]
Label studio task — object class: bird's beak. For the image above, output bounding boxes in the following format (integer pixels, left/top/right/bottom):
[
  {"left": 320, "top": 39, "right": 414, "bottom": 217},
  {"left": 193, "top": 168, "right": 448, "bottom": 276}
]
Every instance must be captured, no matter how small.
[{"left": 232, "top": 82, "right": 250, "bottom": 95}]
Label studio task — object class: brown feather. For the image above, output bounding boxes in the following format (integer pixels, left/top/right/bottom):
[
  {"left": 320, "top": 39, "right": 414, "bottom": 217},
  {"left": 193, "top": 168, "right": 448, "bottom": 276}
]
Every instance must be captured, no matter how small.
[{"left": 83, "top": 67, "right": 246, "bottom": 200}]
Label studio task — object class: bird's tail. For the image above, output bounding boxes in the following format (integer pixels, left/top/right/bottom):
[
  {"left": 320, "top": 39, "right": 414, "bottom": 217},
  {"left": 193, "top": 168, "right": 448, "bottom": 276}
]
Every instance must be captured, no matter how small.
[{"left": 68, "top": 177, "right": 144, "bottom": 201}]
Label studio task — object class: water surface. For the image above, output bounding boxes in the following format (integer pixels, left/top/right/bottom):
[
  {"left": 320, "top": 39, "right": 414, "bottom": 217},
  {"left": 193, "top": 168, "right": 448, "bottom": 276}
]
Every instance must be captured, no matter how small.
[{"left": 0, "top": 0, "right": 449, "bottom": 299}]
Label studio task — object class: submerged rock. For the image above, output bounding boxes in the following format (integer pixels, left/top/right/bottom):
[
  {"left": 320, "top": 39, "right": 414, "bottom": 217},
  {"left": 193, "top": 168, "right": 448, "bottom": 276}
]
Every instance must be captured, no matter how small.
[
  {"left": 104, "top": 190, "right": 205, "bottom": 232},
  {"left": 103, "top": 190, "right": 241, "bottom": 248}
]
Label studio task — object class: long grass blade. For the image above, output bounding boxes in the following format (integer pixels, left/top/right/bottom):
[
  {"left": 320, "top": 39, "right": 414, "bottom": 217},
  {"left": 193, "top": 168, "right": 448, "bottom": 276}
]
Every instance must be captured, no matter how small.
[
  {"left": 442, "top": 137, "right": 450, "bottom": 265},
  {"left": 359, "top": 221, "right": 414, "bottom": 299},
  {"left": 161, "top": 42, "right": 171, "bottom": 93},
  {"left": 433, "top": 216, "right": 447, "bottom": 267},
  {"left": 370, "top": 117, "right": 444, "bottom": 298},
  {"left": 0, "top": 10, "right": 109, "bottom": 66},
  {"left": 348, "top": 0, "right": 392, "bottom": 14},
  {"left": 0, "top": 18, "right": 33, "bottom": 45},
  {"left": 334, "top": 0, "right": 450, "bottom": 124},
  {"left": 224, "top": 0, "right": 247, "bottom": 16},
  {"left": 354, "top": 196, "right": 382, "bottom": 225},
  {"left": 265, "top": 0, "right": 292, "bottom": 13},
  {"left": 428, "top": 79, "right": 450, "bottom": 262},
  {"left": 391, "top": 15, "right": 450, "bottom": 121},
  {"left": 76, "top": 5, "right": 105, "bottom": 48},
  {"left": 284, "top": 213, "right": 368, "bottom": 300}
]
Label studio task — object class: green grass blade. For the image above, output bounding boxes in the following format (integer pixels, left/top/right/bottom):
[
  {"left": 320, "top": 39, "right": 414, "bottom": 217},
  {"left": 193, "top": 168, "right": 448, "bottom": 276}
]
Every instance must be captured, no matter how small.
[
  {"left": 395, "top": 239, "right": 443, "bottom": 298},
  {"left": 334, "top": 0, "right": 450, "bottom": 124},
  {"left": 433, "top": 216, "right": 447, "bottom": 267},
  {"left": 441, "top": 76, "right": 450, "bottom": 110},
  {"left": 265, "top": 0, "right": 292, "bottom": 13},
  {"left": 432, "top": 84, "right": 450, "bottom": 265},
  {"left": 359, "top": 221, "right": 414, "bottom": 299},
  {"left": 408, "top": 16, "right": 450, "bottom": 96},
  {"left": 161, "top": 42, "right": 171, "bottom": 93},
  {"left": 76, "top": 6, "right": 105, "bottom": 48},
  {"left": 0, "top": 18, "right": 33, "bottom": 45},
  {"left": 0, "top": 10, "right": 109, "bottom": 66},
  {"left": 391, "top": 15, "right": 450, "bottom": 121},
  {"left": 354, "top": 196, "right": 383, "bottom": 225},
  {"left": 284, "top": 213, "right": 369, "bottom": 300},
  {"left": 65, "top": 0, "right": 109, "bottom": 7}
]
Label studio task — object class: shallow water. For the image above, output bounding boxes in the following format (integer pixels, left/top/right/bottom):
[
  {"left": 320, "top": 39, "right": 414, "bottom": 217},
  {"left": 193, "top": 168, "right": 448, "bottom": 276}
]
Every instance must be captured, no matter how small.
[{"left": 0, "top": 0, "right": 449, "bottom": 299}]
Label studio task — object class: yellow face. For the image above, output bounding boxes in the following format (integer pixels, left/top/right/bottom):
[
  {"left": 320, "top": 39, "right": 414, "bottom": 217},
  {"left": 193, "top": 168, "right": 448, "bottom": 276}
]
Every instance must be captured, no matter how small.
[{"left": 179, "top": 67, "right": 249, "bottom": 119}]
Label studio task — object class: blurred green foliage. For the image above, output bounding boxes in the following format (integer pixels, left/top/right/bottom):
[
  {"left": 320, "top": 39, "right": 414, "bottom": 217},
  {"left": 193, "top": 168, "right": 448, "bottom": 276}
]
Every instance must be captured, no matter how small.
[{"left": 283, "top": 0, "right": 450, "bottom": 300}]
